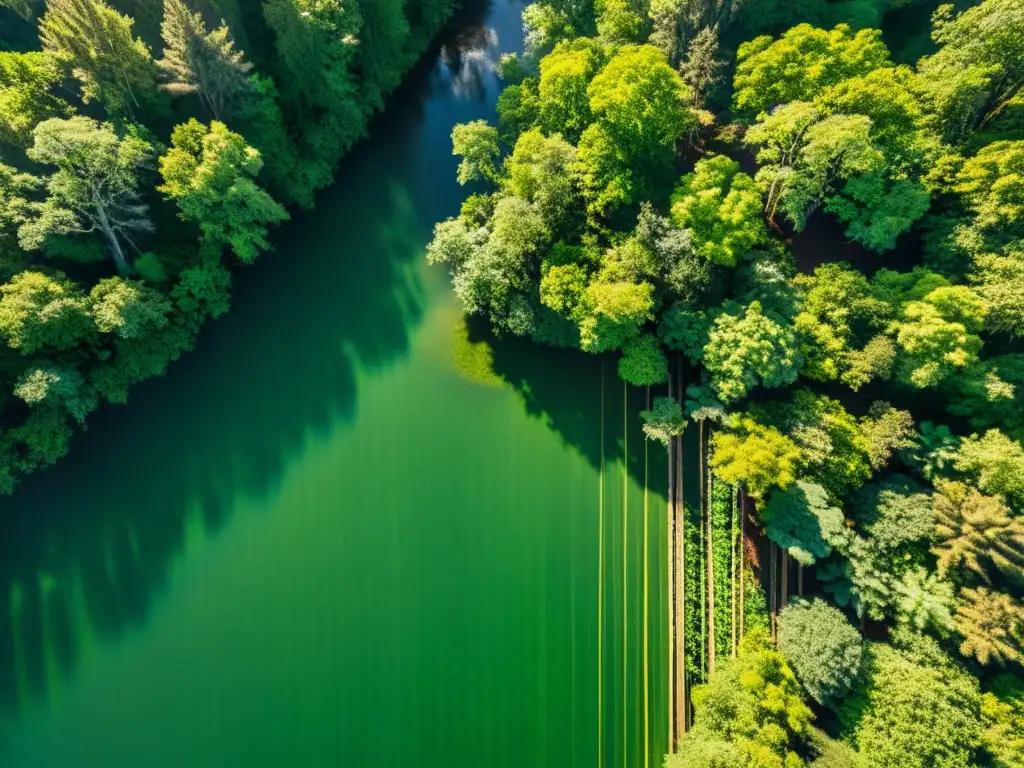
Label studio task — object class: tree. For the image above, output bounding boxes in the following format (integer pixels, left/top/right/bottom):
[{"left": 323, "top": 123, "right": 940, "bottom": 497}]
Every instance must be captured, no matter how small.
[
  {"left": 584, "top": 44, "right": 693, "bottom": 205},
  {"left": 670, "top": 630, "right": 814, "bottom": 768},
  {"left": 156, "top": 0, "right": 253, "bottom": 120},
  {"left": 893, "top": 286, "right": 986, "bottom": 389},
  {"left": 21, "top": 117, "right": 153, "bottom": 275},
  {"left": 678, "top": 24, "right": 724, "bottom": 110},
  {"left": 89, "top": 276, "right": 170, "bottom": 338},
  {"left": 641, "top": 395, "right": 686, "bottom": 445},
  {"left": 762, "top": 481, "right": 846, "bottom": 566},
  {"left": 0, "top": 52, "right": 71, "bottom": 150},
  {"left": 451, "top": 120, "right": 500, "bottom": 185},
  {"left": 916, "top": 0, "right": 1024, "bottom": 146},
  {"left": 732, "top": 23, "right": 891, "bottom": 115},
  {"left": 980, "top": 674, "right": 1024, "bottom": 768},
  {"left": 840, "top": 642, "right": 982, "bottom": 768},
  {"left": 0, "top": 162, "right": 39, "bottom": 271},
  {"left": 954, "top": 141, "right": 1024, "bottom": 233},
  {"left": 618, "top": 332, "right": 667, "bottom": 385},
  {"left": 596, "top": 0, "right": 644, "bottom": 45},
  {"left": 956, "top": 429, "right": 1024, "bottom": 505},
  {"left": 955, "top": 587, "right": 1024, "bottom": 666},
  {"left": 502, "top": 129, "right": 580, "bottom": 236},
  {"left": 746, "top": 104, "right": 881, "bottom": 231},
  {"left": 933, "top": 480, "right": 1024, "bottom": 586},
  {"left": 860, "top": 402, "right": 914, "bottom": 472},
  {"left": 710, "top": 416, "right": 800, "bottom": 502},
  {"left": 537, "top": 38, "right": 604, "bottom": 141},
  {"left": 702, "top": 301, "right": 802, "bottom": 403},
  {"left": 778, "top": 598, "right": 861, "bottom": 708},
  {"left": 159, "top": 119, "right": 288, "bottom": 262},
  {"left": 39, "top": 0, "right": 164, "bottom": 119},
  {"left": 670, "top": 154, "right": 767, "bottom": 267},
  {"left": 14, "top": 364, "right": 97, "bottom": 422},
  {"left": 0, "top": 270, "right": 93, "bottom": 353},
  {"left": 577, "top": 278, "right": 654, "bottom": 351}
]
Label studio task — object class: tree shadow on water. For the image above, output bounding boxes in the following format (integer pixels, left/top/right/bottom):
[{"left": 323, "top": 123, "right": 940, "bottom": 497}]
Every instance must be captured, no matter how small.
[
  {"left": 0, "top": 0, "right": 501, "bottom": 726},
  {"left": 475, "top": 317, "right": 655, "bottom": 488}
]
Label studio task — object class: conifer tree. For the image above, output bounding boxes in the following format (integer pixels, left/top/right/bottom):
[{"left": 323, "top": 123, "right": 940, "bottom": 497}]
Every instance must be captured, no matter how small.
[
  {"left": 39, "top": 0, "right": 165, "bottom": 119},
  {"left": 157, "top": 0, "right": 253, "bottom": 120}
]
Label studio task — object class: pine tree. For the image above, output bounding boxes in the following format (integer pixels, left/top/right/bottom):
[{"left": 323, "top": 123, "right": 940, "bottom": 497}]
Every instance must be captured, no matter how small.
[
  {"left": 956, "top": 587, "right": 1024, "bottom": 666},
  {"left": 157, "top": 0, "right": 253, "bottom": 120},
  {"left": 39, "top": 0, "right": 165, "bottom": 119},
  {"left": 933, "top": 480, "right": 1024, "bottom": 586}
]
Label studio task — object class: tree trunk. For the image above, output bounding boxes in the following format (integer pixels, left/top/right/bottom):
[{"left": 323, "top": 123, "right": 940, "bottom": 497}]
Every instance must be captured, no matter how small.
[
  {"left": 781, "top": 550, "right": 789, "bottom": 611},
  {"left": 675, "top": 360, "right": 687, "bottom": 735},
  {"left": 738, "top": 488, "right": 745, "bottom": 645},
  {"left": 798, "top": 563, "right": 803, "bottom": 597},
  {"left": 94, "top": 193, "right": 131, "bottom": 275},
  {"left": 769, "top": 541, "right": 777, "bottom": 644},
  {"left": 705, "top": 419, "right": 714, "bottom": 675},
  {"left": 666, "top": 374, "right": 674, "bottom": 749},
  {"left": 731, "top": 485, "right": 737, "bottom": 659}
]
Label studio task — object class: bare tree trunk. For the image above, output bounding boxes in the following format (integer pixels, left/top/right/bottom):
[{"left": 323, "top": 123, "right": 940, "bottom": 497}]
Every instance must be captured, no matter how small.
[
  {"left": 781, "top": 550, "right": 789, "bottom": 611},
  {"left": 798, "top": 563, "right": 803, "bottom": 597},
  {"left": 769, "top": 541, "right": 777, "bottom": 644},
  {"left": 731, "top": 486, "right": 737, "bottom": 660},
  {"left": 94, "top": 193, "right": 131, "bottom": 275},
  {"left": 666, "top": 373, "right": 675, "bottom": 750},
  {"left": 738, "top": 488, "right": 745, "bottom": 645},
  {"left": 705, "top": 419, "right": 714, "bottom": 675},
  {"left": 675, "top": 360, "right": 687, "bottom": 735}
]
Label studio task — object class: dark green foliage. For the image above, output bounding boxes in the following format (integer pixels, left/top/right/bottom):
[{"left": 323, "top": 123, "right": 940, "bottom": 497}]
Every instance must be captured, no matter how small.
[{"left": 778, "top": 597, "right": 862, "bottom": 708}]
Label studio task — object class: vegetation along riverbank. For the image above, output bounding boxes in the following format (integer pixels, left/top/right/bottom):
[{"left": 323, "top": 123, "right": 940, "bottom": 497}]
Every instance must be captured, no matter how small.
[
  {"left": 0, "top": 0, "right": 461, "bottom": 491},
  {"left": 428, "top": 0, "right": 1024, "bottom": 765}
]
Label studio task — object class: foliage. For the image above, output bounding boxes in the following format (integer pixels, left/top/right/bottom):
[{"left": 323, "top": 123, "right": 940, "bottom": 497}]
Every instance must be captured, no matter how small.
[
  {"left": 39, "top": 0, "right": 165, "bottom": 119},
  {"left": 702, "top": 301, "right": 802, "bottom": 403},
  {"left": 933, "top": 480, "right": 1024, "bottom": 586},
  {"left": 21, "top": 117, "right": 153, "bottom": 275},
  {"left": 955, "top": 429, "right": 1024, "bottom": 505},
  {"left": 156, "top": 0, "right": 253, "bottom": 120},
  {"left": 617, "top": 332, "right": 667, "bottom": 386},
  {"left": 670, "top": 154, "right": 767, "bottom": 267},
  {"left": 710, "top": 416, "right": 800, "bottom": 502},
  {"left": 762, "top": 481, "right": 846, "bottom": 566},
  {"left": 840, "top": 642, "right": 982, "bottom": 768},
  {"left": 733, "top": 23, "right": 890, "bottom": 115},
  {"left": 640, "top": 394, "right": 686, "bottom": 445},
  {"left": 671, "top": 630, "right": 814, "bottom": 768},
  {"left": 158, "top": 119, "right": 288, "bottom": 262},
  {"left": 954, "top": 587, "right": 1024, "bottom": 667},
  {"left": 778, "top": 598, "right": 862, "bottom": 708}
]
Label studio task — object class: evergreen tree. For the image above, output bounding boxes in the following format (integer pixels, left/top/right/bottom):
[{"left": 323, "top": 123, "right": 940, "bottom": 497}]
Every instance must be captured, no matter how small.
[
  {"left": 157, "top": 0, "right": 253, "bottom": 120},
  {"left": 39, "top": 0, "right": 165, "bottom": 119}
]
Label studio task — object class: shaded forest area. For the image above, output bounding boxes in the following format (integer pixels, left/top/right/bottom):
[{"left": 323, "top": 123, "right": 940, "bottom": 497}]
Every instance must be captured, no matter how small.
[{"left": 427, "top": 0, "right": 1024, "bottom": 765}]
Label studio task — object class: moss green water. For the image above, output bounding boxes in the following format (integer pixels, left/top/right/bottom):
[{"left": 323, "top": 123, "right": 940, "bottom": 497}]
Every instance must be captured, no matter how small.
[{"left": 0, "top": 2, "right": 667, "bottom": 765}]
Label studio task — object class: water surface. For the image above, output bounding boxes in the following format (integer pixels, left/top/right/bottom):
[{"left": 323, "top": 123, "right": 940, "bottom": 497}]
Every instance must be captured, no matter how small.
[{"left": 0, "top": 4, "right": 667, "bottom": 765}]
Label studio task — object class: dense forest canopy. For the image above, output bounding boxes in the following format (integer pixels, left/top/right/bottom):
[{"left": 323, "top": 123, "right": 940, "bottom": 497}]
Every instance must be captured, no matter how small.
[
  {"left": 428, "top": 0, "right": 1024, "bottom": 765},
  {"left": 0, "top": 0, "right": 459, "bottom": 491}
]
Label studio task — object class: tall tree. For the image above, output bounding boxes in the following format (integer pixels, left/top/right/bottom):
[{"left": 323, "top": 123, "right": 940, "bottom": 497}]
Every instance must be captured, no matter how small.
[
  {"left": 0, "top": 51, "right": 71, "bottom": 150},
  {"left": 156, "top": 0, "right": 253, "bottom": 120},
  {"left": 20, "top": 117, "right": 154, "bottom": 274},
  {"left": 158, "top": 119, "right": 288, "bottom": 262},
  {"left": 956, "top": 587, "right": 1024, "bottom": 667},
  {"left": 39, "top": 0, "right": 165, "bottom": 119}
]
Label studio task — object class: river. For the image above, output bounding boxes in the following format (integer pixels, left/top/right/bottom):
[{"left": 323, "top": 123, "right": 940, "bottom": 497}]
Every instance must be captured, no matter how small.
[{"left": 0, "top": 2, "right": 669, "bottom": 766}]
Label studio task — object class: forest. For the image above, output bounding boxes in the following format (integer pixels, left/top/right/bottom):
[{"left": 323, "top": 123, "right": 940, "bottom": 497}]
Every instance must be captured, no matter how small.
[
  {"left": 426, "top": 0, "right": 1024, "bottom": 766},
  {"left": 0, "top": 0, "right": 458, "bottom": 491}
]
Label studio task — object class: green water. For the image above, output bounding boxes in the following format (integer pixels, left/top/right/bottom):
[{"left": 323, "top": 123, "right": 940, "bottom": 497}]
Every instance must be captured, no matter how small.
[{"left": 0, "top": 2, "right": 668, "bottom": 765}]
